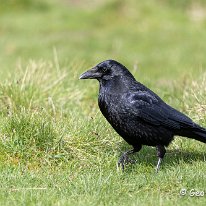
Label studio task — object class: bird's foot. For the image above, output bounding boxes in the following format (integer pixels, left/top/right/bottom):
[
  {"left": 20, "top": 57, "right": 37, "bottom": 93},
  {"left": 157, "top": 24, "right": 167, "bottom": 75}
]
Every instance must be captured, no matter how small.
[{"left": 118, "top": 152, "right": 136, "bottom": 171}]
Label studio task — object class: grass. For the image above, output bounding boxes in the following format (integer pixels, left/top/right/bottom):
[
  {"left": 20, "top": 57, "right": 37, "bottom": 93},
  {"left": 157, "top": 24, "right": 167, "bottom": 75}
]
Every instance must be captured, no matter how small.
[{"left": 0, "top": 0, "right": 206, "bottom": 205}]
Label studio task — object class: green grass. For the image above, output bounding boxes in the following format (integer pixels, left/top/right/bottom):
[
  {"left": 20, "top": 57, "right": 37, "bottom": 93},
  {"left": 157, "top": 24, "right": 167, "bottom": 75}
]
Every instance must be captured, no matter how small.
[{"left": 0, "top": 0, "right": 206, "bottom": 205}]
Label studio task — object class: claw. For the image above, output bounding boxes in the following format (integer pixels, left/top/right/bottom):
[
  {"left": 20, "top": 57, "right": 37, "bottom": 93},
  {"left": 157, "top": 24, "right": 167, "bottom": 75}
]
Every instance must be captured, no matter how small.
[
  {"left": 117, "top": 146, "right": 141, "bottom": 171},
  {"left": 118, "top": 153, "right": 136, "bottom": 171}
]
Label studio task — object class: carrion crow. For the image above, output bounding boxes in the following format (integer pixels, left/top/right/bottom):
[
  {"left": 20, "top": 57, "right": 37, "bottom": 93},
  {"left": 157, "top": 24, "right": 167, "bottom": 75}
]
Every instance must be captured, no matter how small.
[{"left": 79, "top": 60, "right": 206, "bottom": 172}]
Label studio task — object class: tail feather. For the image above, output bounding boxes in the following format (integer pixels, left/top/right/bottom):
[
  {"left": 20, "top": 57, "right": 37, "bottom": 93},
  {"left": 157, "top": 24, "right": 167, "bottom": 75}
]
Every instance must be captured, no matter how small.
[
  {"left": 192, "top": 130, "right": 206, "bottom": 143},
  {"left": 178, "top": 126, "right": 206, "bottom": 143},
  {"left": 188, "top": 126, "right": 206, "bottom": 143}
]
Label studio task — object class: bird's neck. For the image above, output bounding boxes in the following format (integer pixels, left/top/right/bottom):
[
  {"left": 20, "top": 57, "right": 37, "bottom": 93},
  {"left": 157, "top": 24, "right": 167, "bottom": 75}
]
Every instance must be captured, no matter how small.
[{"left": 99, "top": 76, "right": 135, "bottom": 95}]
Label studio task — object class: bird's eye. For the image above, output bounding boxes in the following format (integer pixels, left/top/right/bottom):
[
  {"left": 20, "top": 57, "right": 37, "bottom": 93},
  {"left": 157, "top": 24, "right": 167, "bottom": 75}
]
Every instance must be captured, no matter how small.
[{"left": 102, "top": 67, "right": 108, "bottom": 73}]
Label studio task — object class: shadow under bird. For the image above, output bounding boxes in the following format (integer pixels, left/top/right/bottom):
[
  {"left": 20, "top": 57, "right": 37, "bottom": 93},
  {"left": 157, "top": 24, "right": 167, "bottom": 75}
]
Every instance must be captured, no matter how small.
[{"left": 79, "top": 60, "right": 206, "bottom": 172}]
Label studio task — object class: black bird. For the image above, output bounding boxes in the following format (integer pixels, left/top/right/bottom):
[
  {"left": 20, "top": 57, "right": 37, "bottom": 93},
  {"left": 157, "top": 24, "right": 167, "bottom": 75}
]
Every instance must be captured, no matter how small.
[{"left": 79, "top": 60, "right": 206, "bottom": 172}]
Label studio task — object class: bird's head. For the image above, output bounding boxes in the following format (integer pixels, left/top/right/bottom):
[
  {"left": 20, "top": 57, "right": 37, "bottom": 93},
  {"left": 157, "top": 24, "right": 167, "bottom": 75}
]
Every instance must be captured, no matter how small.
[{"left": 79, "top": 60, "right": 134, "bottom": 82}]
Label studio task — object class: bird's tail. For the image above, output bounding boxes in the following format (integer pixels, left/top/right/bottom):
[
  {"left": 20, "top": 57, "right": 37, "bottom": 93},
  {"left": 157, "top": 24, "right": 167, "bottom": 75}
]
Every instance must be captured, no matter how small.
[
  {"left": 192, "top": 128, "right": 206, "bottom": 143},
  {"left": 180, "top": 126, "right": 206, "bottom": 143}
]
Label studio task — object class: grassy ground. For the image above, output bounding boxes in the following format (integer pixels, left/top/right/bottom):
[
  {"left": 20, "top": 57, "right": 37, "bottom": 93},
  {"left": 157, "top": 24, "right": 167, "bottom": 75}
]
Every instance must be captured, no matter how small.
[{"left": 0, "top": 0, "right": 206, "bottom": 205}]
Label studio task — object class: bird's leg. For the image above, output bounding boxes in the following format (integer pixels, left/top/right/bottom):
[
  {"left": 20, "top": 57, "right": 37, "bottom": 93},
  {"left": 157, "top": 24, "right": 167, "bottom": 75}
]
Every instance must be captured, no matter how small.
[
  {"left": 118, "top": 145, "right": 142, "bottom": 171},
  {"left": 156, "top": 145, "right": 166, "bottom": 173}
]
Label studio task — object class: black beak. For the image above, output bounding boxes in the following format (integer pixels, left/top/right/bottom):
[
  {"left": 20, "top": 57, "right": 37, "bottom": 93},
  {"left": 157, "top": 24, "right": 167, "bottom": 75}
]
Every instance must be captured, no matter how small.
[{"left": 79, "top": 67, "right": 101, "bottom": 80}]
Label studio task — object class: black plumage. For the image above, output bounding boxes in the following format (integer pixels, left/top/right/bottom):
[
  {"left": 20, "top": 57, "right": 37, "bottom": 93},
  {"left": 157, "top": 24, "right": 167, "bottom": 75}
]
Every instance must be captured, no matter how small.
[{"left": 79, "top": 60, "right": 206, "bottom": 171}]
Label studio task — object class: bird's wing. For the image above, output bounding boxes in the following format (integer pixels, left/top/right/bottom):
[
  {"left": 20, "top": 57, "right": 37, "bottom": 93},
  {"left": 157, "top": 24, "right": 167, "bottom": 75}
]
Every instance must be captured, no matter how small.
[{"left": 126, "top": 91, "right": 195, "bottom": 130}]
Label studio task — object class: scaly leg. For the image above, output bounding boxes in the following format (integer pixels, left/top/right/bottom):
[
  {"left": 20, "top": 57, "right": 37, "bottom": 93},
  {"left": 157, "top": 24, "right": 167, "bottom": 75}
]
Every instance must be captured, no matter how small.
[{"left": 156, "top": 145, "right": 166, "bottom": 173}]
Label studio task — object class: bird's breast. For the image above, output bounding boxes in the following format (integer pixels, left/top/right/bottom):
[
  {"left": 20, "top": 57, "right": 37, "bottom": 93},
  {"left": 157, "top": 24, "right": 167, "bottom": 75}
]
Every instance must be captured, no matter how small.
[{"left": 98, "top": 92, "right": 129, "bottom": 129}]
